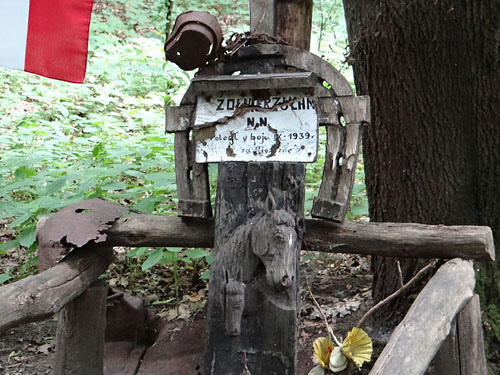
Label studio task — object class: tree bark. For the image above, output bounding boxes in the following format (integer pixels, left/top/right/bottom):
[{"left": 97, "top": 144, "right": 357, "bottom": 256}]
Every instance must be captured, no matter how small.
[{"left": 343, "top": 0, "right": 500, "bottom": 360}]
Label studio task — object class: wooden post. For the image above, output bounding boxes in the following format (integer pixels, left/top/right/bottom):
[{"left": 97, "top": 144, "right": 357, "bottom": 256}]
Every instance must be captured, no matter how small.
[
  {"left": 203, "top": 2, "right": 313, "bottom": 374},
  {"left": 432, "top": 294, "right": 488, "bottom": 375},
  {"left": 370, "top": 259, "right": 476, "bottom": 375},
  {"left": 53, "top": 279, "right": 108, "bottom": 375},
  {"left": 276, "top": 0, "right": 313, "bottom": 50}
]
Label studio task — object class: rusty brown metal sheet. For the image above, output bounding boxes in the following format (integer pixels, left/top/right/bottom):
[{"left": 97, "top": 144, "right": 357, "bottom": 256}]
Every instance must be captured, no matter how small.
[
  {"left": 37, "top": 199, "right": 126, "bottom": 266},
  {"left": 165, "top": 11, "right": 223, "bottom": 71}
]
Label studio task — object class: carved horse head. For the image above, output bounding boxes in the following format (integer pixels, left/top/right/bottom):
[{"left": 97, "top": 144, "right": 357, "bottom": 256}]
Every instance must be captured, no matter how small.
[
  {"left": 250, "top": 193, "right": 297, "bottom": 292},
  {"left": 224, "top": 269, "right": 245, "bottom": 336}
]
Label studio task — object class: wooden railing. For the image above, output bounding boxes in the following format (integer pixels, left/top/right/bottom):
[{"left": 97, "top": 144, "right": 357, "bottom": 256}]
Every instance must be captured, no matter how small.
[{"left": 0, "top": 206, "right": 495, "bottom": 375}]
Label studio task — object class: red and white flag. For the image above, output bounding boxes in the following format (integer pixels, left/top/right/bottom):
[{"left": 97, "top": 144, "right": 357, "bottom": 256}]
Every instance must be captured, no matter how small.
[{"left": 0, "top": 0, "right": 94, "bottom": 83}]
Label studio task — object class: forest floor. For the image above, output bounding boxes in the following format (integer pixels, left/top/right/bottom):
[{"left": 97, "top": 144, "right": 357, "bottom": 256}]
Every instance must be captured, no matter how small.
[{"left": 0, "top": 244, "right": 375, "bottom": 375}]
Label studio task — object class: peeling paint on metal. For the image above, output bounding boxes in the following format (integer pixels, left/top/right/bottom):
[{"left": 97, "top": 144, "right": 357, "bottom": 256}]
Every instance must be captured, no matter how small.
[{"left": 194, "top": 90, "right": 318, "bottom": 163}]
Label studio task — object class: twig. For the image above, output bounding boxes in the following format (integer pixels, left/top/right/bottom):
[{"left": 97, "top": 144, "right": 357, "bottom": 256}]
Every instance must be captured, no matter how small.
[
  {"left": 242, "top": 352, "right": 252, "bottom": 375},
  {"left": 396, "top": 260, "right": 404, "bottom": 288},
  {"left": 357, "top": 260, "right": 439, "bottom": 328},
  {"left": 306, "top": 278, "right": 339, "bottom": 343}
]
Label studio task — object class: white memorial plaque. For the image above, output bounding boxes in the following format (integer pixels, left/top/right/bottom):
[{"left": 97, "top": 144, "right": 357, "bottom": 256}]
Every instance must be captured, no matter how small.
[{"left": 194, "top": 90, "right": 318, "bottom": 163}]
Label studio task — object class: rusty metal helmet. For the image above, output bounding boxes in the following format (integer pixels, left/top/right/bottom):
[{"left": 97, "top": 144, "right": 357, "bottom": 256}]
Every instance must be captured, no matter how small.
[{"left": 165, "top": 11, "right": 223, "bottom": 71}]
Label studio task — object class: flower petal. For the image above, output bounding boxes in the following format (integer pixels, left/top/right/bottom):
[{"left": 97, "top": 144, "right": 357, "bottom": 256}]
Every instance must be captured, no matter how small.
[
  {"left": 313, "top": 337, "right": 335, "bottom": 369},
  {"left": 341, "top": 327, "right": 373, "bottom": 368}
]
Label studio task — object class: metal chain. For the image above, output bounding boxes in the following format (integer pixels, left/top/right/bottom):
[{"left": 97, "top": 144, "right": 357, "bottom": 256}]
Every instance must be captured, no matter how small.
[{"left": 222, "top": 32, "right": 289, "bottom": 58}]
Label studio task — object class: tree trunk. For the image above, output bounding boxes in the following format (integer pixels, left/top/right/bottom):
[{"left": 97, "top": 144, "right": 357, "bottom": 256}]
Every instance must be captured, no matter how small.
[{"left": 343, "top": 0, "right": 500, "bottom": 362}]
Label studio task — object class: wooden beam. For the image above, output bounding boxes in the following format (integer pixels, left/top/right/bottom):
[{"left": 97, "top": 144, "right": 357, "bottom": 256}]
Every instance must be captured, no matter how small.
[
  {"left": 369, "top": 259, "right": 475, "bottom": 375},
  {"left": 102, "top": 215, "right": 495, "bottom": 261},
  {"left": 0, "top": 246, "right": 113, "bottom": 333},
  {"left": 304, "top": 220, "right": 496, "bottom": 261}
]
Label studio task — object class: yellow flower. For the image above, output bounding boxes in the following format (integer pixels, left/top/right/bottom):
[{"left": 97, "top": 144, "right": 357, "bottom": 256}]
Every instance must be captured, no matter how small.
[
  {"left": 341, "top": 327, "right": 373, "bottom": 368},
  {"left": 313, "top": 337, "right": 335, "bottom": 369}
]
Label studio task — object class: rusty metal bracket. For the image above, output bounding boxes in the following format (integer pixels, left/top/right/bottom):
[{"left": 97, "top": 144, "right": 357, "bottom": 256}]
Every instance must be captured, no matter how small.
[{"left": 165, "top": 11, "right": 223, "bottom": 71}]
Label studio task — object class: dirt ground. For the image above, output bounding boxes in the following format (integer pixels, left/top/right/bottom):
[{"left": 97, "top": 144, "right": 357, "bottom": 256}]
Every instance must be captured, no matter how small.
[{"left": 0, "top": 250, "right": 375, "bottom": 375}]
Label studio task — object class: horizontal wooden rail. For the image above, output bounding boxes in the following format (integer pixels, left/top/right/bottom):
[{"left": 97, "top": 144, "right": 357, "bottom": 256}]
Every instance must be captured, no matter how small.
[
  {"left": 104, "top": 215, "right": 495, "bottom": 261},
  {"left": 0, "top": 246, "right": 113, "bottom": 333},
  {"left": 368, "top": 259, "right": 475, "bottom": 375}
]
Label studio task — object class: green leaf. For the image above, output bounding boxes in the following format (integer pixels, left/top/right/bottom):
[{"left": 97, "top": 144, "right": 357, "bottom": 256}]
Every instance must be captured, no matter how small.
[
  {"left": 133, "top": 196, "right": 165, "bottom": 214},
  {"left": 0, "top": 239, "right": 19, "bottom": 253},
  {"left": 205, "top": 254, "right": 213, "bottom": 265},
  {"left": 46, "top": 176, "right": 67, "bottom": 195},
  {"left": 14, "top": 167, "right": 36, "bottom": 179},
  {"left": 200, "top": 269, "right": 210, "bottom": 280},
  {"left": 167, "top": 247, "right": 183, "bottom": 253},
  {"left": 0, "top": 273, "right": 12, "bottom": 284},
  {"left": 127, "top": 247, "right": 147, "bottom": 257},
  {"left": 152, "top": 298, "right": 175, "bottom": 305},
  {"left": 92, "top": 142, "right": 106, "bottom": 158},
  {"left": 9, "top": 213, "right": 32, "bottom": 228},
  {"left": 141, "top": 249, "right": 164, "bottom": 271},
  {"left": 19, "top": 225, "right": 37, "bottom": 248},
  {"left": 101, "top": 181, "right": 126, "bottom": 191},
  {"left": 185, "top": 248, "right": 209, "bottom": 259},
  {"left": 350, "top": 203, "right": 368, "bottom": 217},
  {"left": 161, "top": 251, "right": 179, "bottom": 264}
]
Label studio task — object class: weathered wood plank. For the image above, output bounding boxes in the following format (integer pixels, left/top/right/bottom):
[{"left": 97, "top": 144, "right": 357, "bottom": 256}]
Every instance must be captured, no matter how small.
[
  {"left": 311, "top": 95, "right": 370, "bottom": 222},
  {"left": 0, "top": 246, "right": 113, "bottom": 333},
  {"left": 53, "top": 280, "right": 108, "bottom": 375},
  {"left": 281, "top": 46, "right": 354, "bottom": 97},
  {"left": 99, "top": 215, "right": 496, "bottom": 261},
  {"left": 276, "top": 0, "right": 313, "bottom": 51},
  {"left": 249, "top": 0, "right": 276, "bottom": 35},
  {"left": 165, "top": 105, "right": 194, "bottom": 132},
  {"left": 432, "top": 294, "right": 488, "bottom": 375},
  {"left": 304, "top": 220, "right": 496, "bottom": 261},
  {"left": 430, "top": 320, "right": 460, "bottom": 375},
  {"left": 174, "top": 132, "right": 212, "bottom": 218},
  {"left": 191, "top": 72, "right": 318, "bottom": 93},
  {"left": 456, "top": 294, "right": 488, "bottom": 374},
  {"left": 369, "top": 259, "right": 476, "bottom": 375}
]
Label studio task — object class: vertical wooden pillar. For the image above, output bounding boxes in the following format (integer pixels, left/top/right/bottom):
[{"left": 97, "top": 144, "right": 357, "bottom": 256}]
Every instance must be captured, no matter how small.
[
  {"left": 432, "top": 294, "right": 488, "bottom": 375},
  {"left": 276, "top": 0, "right": 313, "bottom": 50},
  {"left": 203, "top": 2, "right": 313, "bottom": 374},
  {"left": 53, "top": 279, "right": 108, "bottom": 375}
]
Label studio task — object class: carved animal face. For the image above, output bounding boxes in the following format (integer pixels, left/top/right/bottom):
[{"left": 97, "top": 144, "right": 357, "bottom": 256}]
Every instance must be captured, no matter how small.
[
  {"left": 250, "top": 206, "right": 297, "bottom": 292},
  {"left": 225, "top": 279, "right": 245, "bottom": 336}
]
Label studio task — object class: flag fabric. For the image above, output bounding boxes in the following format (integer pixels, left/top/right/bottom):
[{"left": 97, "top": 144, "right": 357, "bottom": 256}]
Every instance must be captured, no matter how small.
[{"left": 0, "top": 0, "right": 94, "bottom": 83}]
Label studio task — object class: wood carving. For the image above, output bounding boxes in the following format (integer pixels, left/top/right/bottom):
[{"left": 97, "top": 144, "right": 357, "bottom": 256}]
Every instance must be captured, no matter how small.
[
  {"left": 250, "top": 193, "right": 297, "bottom": 291},
  {"left": 204, "top": 163, "right": 303, "bottom": 374},
  {"left": 224, "top": 269, "right": 245, "bottom": 337}
]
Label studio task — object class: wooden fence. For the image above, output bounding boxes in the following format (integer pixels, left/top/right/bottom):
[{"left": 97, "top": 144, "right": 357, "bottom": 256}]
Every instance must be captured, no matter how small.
[{"left": 0, "top": 212, "right": 494, "bottom": 375}]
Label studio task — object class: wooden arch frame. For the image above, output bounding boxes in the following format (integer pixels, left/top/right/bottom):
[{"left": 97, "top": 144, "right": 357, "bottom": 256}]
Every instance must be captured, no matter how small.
[{"left": 165, "top": 44, "right": 370, "bottom": 222}]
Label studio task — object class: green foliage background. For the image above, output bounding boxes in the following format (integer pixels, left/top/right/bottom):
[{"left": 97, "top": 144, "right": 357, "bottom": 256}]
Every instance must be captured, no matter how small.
[{"left": 0, "top": 0, "right": 366, "bottom": 284}]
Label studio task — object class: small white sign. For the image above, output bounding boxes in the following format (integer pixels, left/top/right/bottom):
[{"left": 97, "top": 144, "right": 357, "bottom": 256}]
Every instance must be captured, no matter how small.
[{"left": 194, "top": 90, "right": 318, "bottom": 163}]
